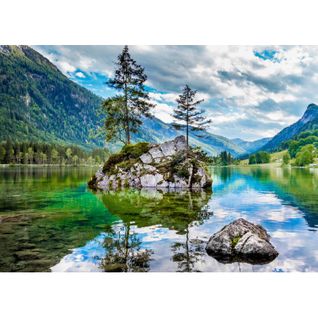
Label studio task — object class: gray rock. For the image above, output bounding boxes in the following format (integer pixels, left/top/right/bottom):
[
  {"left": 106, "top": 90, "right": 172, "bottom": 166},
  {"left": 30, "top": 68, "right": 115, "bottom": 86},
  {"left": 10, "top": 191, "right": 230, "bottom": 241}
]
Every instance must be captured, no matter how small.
[
  {"left": 206, "top": 218, "right": 278, "bottom": 264},
  {"left": 157, "top": 180, "right": 169, "bottom": 188},
  {"left": 89, "top": 136, "right": 212, "bottom": 190},
  {"left": 175, "top": 135, "right": 187, "bottom": 151},
  {"left": 143, "top": 164, "right": 156, "bottom": 172},
  {"left": 174, "top": 175, "right": 189, "bottom": 188},
  {"left": 140, "top": 173, "right": 164, "bottom": 187},
  {"left": 148, "top": 147, "right": 164, "bottom": 159},
  {"left": 160, "top": 140, "right": 177, "bottom": 156},
  {"left": 95, "top": 166, "right": 104, "bottom": 180},
  {"left": 140, "top": 153, "right": 153, "bottom": 164}
]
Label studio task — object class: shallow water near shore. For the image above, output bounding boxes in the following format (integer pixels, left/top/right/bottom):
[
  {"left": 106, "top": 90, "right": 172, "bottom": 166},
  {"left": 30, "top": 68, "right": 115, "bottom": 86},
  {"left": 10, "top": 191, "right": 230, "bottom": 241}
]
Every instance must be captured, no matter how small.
[{"left": 0, "top": 165, "right": 317, "bottom": 272}]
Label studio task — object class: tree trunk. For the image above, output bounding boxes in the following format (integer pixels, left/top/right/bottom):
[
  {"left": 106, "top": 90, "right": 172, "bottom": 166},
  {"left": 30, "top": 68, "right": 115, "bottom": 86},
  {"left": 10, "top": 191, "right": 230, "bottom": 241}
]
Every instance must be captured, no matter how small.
[
  {"left": 186, "top": 102, "right": 189, "bottom": 158},
  {"left": 124, "top": 83, "right": 130, "bottom": 144},
  {"left": 124, "top": 223, "right": 130, "bottom": 272}
]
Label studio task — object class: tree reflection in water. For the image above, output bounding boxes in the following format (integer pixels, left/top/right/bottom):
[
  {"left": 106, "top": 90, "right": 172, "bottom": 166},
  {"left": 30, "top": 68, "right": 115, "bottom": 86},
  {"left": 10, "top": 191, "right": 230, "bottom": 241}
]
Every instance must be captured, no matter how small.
[
  {"left": 97, "top": 188, "right": 213, "bottom": 234},
  {"left": 97, "top": 188, "right": 213, "bottom": 272},
  {"left": 171, "top": 230, "right": 206, "bottom": 272},
  {"left": 100, "top": 223, "right": 153, "bottom": 272},
  {"left": 171, "top": 191, "right": 212, "bottom": 272}
]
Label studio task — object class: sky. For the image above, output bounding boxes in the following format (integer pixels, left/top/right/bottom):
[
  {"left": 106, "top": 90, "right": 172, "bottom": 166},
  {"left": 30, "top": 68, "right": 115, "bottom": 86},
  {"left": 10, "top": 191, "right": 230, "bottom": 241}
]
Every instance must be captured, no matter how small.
[{"left": 34, "top": 45, "right": 318, "bottom": 141}]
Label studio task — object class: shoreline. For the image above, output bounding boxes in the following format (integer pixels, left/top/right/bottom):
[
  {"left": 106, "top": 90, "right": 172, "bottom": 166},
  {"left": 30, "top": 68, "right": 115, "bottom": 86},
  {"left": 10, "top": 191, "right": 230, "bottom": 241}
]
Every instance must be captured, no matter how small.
[{"left": 0, "top": 164, "right": 100, "bottom": 168}]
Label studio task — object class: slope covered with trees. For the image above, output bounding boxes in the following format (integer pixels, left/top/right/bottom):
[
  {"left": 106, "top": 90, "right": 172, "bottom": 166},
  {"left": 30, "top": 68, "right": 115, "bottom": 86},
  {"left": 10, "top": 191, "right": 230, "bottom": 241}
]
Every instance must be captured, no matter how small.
[
  {"left": 261, "top": 104, "right": 318, "bottom": 152},
  {"left": 0, "top": 45, "right": 103, "bottom": 148},
  {"left": 285, "top": 129, "right": 318, "bottom": 166}
]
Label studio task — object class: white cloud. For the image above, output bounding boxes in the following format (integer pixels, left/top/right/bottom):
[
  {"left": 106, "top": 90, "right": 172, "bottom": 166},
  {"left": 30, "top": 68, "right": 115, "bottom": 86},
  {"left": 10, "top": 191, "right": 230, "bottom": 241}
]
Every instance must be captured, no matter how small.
[
  {"left": 151, "top": 102, "right": 173, "bottom": 123},
  {"left": 34, "top": 45, "right": 318, "bottom": 140},
  {"left": 75, "top": 71, "right": 86, "bottom": 78},
  {"left": 56, "top": 61, "right": 76, "bottom": 74}
]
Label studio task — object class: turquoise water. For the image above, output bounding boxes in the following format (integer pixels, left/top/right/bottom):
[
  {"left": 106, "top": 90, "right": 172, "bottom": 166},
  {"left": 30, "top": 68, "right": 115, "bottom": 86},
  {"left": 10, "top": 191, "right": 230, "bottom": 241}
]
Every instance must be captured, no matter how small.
[{"left": 0, "top": 165, "right": 317, "bottom": 272}]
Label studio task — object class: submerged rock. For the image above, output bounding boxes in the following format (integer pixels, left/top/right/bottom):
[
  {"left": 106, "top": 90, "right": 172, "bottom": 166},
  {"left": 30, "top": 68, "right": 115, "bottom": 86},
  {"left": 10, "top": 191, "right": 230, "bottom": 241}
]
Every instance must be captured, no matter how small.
[
  {"left": 206, "top": 218, "right": 278, "bottom": 264},
  {"left": 88, "top": 136, "right": 212, "bottom": 190}
]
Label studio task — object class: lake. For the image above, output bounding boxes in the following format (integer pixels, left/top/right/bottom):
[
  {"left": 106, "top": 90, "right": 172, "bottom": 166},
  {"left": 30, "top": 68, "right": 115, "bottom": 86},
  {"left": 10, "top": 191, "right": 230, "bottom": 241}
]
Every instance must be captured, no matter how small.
[{"left": 0, "top": 165, "right": 317, "bottom": 272}]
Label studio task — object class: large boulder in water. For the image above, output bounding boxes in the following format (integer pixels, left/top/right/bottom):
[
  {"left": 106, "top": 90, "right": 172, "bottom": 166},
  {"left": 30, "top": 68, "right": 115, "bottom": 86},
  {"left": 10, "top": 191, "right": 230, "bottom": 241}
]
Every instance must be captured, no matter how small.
[
  {"left": 206, "top": 218, "right": 278, "bottom": 264},
  {"left": 88, "top": 136, "right": 212, "bottom": 190}
]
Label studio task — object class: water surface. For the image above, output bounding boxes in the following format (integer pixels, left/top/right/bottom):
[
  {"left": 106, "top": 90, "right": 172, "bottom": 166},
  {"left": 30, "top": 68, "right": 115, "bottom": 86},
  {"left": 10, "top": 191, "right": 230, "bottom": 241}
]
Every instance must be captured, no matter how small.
[{"left": 0, "top": 165, "right": 317, "bottom": 272}]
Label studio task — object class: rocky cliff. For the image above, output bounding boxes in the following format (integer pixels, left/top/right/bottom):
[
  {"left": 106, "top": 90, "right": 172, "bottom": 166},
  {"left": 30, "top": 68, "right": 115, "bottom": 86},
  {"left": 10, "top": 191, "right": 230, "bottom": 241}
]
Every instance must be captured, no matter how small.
[{"left": 88, "top": 136, "right": 212, "bottom": 190}]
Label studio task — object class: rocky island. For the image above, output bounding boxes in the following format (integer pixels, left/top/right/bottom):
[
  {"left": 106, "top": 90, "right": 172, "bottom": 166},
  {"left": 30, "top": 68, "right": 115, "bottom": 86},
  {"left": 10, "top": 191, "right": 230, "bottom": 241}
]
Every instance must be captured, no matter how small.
[{"left": 88, "top": 136, "right": 212, "bottom": 190}]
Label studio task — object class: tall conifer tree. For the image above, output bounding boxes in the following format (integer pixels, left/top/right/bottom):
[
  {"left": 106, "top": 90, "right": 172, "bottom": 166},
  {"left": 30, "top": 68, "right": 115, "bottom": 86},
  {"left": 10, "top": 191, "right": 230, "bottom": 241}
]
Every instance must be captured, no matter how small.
[
  {"left": 173, "top": 85, "right": 211, "bottom": 154},
  {"left": 103, "top": 46, "right": 155, "bottom": 144}
]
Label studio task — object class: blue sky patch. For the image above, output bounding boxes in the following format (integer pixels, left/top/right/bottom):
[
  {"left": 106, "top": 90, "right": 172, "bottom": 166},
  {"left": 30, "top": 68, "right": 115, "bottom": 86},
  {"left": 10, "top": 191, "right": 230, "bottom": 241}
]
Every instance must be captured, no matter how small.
[{"left": 254, "top": 49, "right": 280, "bottom": 62}]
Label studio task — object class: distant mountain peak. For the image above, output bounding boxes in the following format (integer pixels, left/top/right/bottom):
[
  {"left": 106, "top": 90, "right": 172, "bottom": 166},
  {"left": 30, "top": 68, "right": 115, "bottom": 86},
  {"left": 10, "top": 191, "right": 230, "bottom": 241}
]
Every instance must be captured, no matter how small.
[
  {"left": 301, "top": 103, "right": 318, "bottom": 124},
  {"left": 231, "top": 137, "right": 271, "bottom": 154},
  {"left": 261, "top": 103, "right": 318, "bottom": 152},
  {"left": 307, "top": 103, "right": 318, "bottom": 110}
]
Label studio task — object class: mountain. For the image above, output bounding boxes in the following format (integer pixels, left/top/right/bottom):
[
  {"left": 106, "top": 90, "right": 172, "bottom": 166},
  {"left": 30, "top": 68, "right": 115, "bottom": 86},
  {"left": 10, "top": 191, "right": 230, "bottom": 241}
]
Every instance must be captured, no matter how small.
[
  {"left": 231, "top": 137, "right": 271, "bottom": 154},
  {"left": 261, "top": 104, "right": 318, "bottom": 152},
  {"left": 0, "top": 45, "right": 103, "bottom": 149},
  {"left": 130, "top": 117, "right": 246, "bottom": 156},
  {"left": 0, "top": 45, "right": 245, "bottom": 156}
]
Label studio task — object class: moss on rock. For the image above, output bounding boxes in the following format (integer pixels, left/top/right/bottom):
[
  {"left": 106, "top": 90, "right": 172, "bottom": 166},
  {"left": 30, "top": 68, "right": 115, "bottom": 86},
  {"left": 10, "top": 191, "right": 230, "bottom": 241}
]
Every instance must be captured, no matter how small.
[
  {"left": 231, "top": 236, "right": 241, "bottom": 249},
  {"left": 103, "top": 142, "right": 150, "bottom": 174}
]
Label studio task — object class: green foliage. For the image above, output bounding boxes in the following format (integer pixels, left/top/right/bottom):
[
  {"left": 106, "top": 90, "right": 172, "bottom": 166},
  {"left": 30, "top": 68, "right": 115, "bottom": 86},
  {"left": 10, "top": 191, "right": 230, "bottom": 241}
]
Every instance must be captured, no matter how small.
[
  {"left": 220, "top": 151, "right": 235, "bottom": 165},
  {"left": 167, "top": 152, "right": 190, "bottom": 180},
  {"left": 231, "top": 236, "right": 241, "bottom": 248},
  {"left": 287, "top": 129, "right": 318, "bottom": 159},
  {"left": 0, "top": 140, "right": 109, "bottom": 165},
  {"left": 103, "top": 153, "right": 126, "bottom": 173},
  {"left": 210, "top": 151, "right": 238, "bottom": 166},
  {"left": 295, "top": 144, "right": 315, "bottom": 166},
  {"left": 103, "top": 142, "right": 150, "bottom": 173},
  {"left": 121, "top": 142, "right": 150, "bottom": 159},
  {"left": 282, "top": 152, "right": 291, "bottom": 165},
  {"left": 0, "top": 145, "right": 5, "bottom": 162},
  {"left": 249, "top": 154, "right": 256, "bottom": 164},
  {"left": 164, "top": 150, "right": 207, "bottom": 182},
  {"left": 102, "top": 96, "right": 126, "bottom": 144},
  {"left": 249, "top": 151, "right": 270, "bottom": 164},
  {"left": 288, "top": 140, "right": 299, "bottom": 158},
  {"left": 190, "top": 146, "right": 213, "bottom": 164}
]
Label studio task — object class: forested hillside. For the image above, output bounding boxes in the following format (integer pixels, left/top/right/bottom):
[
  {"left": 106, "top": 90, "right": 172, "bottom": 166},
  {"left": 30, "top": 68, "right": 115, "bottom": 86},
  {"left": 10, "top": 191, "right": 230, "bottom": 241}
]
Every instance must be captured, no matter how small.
[
  {"left": 261, "top": 104, "right": 318, "bottom": 152},
  {"left": 0, "top": 45, "right": 103, "bottom": 148}
]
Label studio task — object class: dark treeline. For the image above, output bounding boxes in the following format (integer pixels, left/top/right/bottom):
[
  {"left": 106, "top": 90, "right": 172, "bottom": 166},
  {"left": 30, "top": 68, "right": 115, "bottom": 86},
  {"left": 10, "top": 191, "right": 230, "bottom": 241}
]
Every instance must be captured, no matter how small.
[
  {"left": 0, "top": 140, "right": 110, "bottom": 165},
  {"left": 248, "top": 151, "right": 271, "bottom": 164},
  {"left": 209, "top": 151, "right": 238, "bottom": 166}
]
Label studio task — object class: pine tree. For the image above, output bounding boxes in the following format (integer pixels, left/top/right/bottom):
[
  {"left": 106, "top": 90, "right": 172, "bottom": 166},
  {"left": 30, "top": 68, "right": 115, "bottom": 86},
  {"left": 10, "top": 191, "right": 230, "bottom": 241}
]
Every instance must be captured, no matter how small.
[
  {"left": 103, "top": 45, "right": 155, "bottom": 144},
  {"left": 173, "top": 85, "right": 211, "bottom": 155},
  {"left": 102, "top": 96, "right": 127, "bottom": 144},
  {"left": 0, "top": 145, "right": 6, "bottom": 163},
  {"left": 4, "top": 140, "right": 14, "bottom": 163}
]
